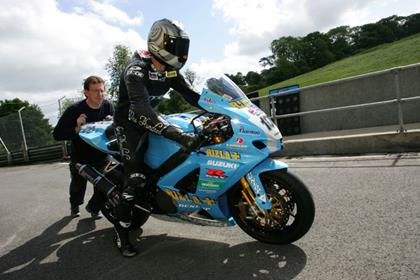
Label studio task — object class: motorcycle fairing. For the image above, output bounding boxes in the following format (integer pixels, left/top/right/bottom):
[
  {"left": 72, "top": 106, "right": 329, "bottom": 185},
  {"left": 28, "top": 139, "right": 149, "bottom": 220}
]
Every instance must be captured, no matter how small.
[
  {"left": 245, "top": 158, "right": 288, "bottom": 210},
  {"left": 79, "top": 74, "right": 287, "bottom": 225},
  {"left": 79, "top": 120, "right": 119, "bottom": 155}
]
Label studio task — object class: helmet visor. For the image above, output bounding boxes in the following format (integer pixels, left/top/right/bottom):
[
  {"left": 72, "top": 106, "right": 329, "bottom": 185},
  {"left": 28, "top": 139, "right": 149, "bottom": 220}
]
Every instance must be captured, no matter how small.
[{"left": 164, "top": 34, "right": 189, "bottom": 62}]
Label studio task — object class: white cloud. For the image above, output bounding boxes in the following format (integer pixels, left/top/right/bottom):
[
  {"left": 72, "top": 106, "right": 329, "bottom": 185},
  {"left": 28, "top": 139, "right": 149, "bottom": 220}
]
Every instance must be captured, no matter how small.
[
  {"left": 190, "top": 54, "right": 262, "bottom": 84},
  {"left": 0, "top": 0, "right": 146, "bottom": 124},
  {"left": 85, "top": 0, "right": 144, "bottom": 27},
  {"left": 207, "top": 0, "right": 420, "bottom": 75}
]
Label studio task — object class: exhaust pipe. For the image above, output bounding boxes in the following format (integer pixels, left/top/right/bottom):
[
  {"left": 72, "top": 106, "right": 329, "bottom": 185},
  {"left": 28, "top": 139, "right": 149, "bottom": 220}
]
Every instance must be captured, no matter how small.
[{"left": 76, "top": 163, "right": 117, "bottom": 197}]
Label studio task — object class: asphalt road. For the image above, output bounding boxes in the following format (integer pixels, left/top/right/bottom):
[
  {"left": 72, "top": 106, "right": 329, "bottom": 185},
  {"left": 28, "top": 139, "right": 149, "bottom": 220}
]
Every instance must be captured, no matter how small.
[{"left": 0, "top": 153, "right": 419, "bottom": 280}]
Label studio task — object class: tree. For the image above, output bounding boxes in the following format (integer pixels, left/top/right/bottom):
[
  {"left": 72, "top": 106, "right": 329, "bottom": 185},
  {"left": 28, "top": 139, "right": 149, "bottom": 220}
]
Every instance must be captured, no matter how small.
[
  {"left": 184, "top": 68, "right": 197, "bottom": 86},
  {"left": 259, "top": 55, "right": 275, "bottom": 68},
  {"left": 105, "top": 44, "right": 131, "bottom": 100},
  {"left": 156, "top": 90, "right": 196, "bottom": 114},
  {"left": 226, "top": 72, "right": 246, "bottom": 86},
  {"left": 327, "top": 26, "right": 353, "bottom": 60},
  {"left": 59, "top": 95, "right": 85, "bottom": 117},
  {"left": 0, "top": 98, "right": 54, "bottom": 151},
  {"left": 302, "top": 32, "right": 335, "bottom": 69},
  {"left": 156, "top": 69, "right": 199, "bottom": 114},
  {"left": 245, "top": 71, "right": 261, "bottom": 86},
  {"left": 403, "top": 13, "right": 420, "bottom": 36},
  {"left": 226, "top": 12, "right": 420, "bottom": 92}
]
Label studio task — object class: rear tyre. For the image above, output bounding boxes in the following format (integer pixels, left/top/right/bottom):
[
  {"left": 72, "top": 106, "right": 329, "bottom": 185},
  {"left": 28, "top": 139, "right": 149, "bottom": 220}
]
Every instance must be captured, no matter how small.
[{"left": 228, "top": 170, "right": 315, "bottom": 244}]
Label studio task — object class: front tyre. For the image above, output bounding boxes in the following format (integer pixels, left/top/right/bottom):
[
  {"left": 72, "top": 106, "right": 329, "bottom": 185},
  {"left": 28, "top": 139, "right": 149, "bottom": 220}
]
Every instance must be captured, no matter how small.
[{"left": 228, "top": 171, "right": 315, "bottom": 244}]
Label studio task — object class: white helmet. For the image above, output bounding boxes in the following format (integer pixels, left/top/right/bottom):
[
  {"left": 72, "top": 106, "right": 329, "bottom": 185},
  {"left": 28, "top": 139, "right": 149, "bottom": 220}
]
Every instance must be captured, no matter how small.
[{"left": 147, "top": 18, "right": 190, "bottom": 70}]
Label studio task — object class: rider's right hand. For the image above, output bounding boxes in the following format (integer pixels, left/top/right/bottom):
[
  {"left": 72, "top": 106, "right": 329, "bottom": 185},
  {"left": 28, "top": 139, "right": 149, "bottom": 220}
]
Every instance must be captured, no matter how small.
[{"left": 162, "top": 125, "right": 200, "bottom": 151}]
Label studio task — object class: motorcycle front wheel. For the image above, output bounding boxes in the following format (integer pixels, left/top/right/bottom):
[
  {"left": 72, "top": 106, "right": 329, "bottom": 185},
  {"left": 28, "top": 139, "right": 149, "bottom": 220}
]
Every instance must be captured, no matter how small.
[{"left": 228, "top": 170, "right": 315, "bottom": 244}]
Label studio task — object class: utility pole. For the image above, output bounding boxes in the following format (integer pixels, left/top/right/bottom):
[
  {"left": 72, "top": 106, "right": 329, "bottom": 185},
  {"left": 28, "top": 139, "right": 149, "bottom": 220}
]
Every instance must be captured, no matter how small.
[
  {"left": 58, "top": 96, "right": 66, "bottom": 117},
  {"left": 57, "top": 96, "right": 69, "bottom": 158},
  {"left": 18, "top": 106, "right": 29, "bottom": 162}
]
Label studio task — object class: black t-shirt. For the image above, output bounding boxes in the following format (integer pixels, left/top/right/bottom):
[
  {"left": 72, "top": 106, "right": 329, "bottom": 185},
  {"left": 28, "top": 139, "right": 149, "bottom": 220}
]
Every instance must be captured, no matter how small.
[{"left": 53, "top": 99, "right": 114, "bottom": 164}]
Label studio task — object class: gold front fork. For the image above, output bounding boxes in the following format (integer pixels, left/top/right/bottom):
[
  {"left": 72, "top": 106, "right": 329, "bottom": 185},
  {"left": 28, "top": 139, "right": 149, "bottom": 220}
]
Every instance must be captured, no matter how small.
[{"left": 240, "top": 177, "right": 263, "bottom": 217}]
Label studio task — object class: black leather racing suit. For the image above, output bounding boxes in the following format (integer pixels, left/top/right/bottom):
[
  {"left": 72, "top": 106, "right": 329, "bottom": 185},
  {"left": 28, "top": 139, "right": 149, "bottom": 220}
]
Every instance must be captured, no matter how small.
[
  {"left": 114, "top": 50, "right": 201, "bottom": 178},
  {"left": 112, "top": 50, "right": 201, "bottom": 233}
]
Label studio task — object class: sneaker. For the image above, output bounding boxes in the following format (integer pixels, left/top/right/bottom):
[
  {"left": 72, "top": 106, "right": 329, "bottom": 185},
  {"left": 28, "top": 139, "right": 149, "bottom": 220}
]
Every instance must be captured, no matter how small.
[
  {"left": 85, "top": 205, "right": 103, "bottom": 219},
  {"left": 114, "top": 229, "right": 138, "bottom": 258},
  {"left": 70, "top": 205, "right": 80, "bottom": 218}
]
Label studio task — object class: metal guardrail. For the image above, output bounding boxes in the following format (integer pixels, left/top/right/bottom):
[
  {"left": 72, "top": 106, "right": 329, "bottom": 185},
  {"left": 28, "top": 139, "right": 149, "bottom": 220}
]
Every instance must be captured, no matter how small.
[
  {"left": 0, "top": 143, "right": 64, "bottom": 166},
  {"left": 253, "top": 63, "right": 420, "bottom": 134}
]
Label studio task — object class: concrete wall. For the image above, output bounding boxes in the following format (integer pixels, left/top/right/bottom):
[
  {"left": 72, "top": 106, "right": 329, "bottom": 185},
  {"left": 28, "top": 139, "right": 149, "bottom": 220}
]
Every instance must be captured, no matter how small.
[{"left": 260, "top": 63, "right": 420, "bottom": 134}]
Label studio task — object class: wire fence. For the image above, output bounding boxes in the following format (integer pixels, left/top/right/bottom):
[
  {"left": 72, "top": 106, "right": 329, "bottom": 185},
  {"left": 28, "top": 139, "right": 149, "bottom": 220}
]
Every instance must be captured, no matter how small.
[{"left": 0, "top": 111, "right": 26, "bottom": 153}]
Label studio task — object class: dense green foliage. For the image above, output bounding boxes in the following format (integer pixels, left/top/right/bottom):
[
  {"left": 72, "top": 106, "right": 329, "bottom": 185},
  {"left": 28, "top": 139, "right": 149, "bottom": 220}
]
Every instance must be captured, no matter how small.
[
  {"left": 227, "top": 13, "right": 420, "bottom": 93},
  {"left": 156, "top": 90, "right": 197, "bottom": 114},
  {"left": 259, "top": 33, "right": 420, "bottom": 95},
  {"left": 0, "top": 98, "right": 54, "bottom": 151}
]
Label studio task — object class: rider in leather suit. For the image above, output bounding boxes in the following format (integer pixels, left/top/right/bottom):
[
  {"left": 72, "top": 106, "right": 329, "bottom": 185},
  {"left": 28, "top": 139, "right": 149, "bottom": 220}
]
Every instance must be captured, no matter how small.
[{"left": 112, "top": 18, "right": 201, "bottom": 257}]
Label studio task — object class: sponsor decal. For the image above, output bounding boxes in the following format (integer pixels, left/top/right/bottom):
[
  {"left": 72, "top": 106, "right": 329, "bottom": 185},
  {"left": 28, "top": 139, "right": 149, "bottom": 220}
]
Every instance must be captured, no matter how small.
[
  {"left": 164, "top": 189, "right": 216, "bottom": 206},
  {"left": 127, "top": 66, "right": 144, "bottom": 78},
  {"left": 165, "top": 70, "right": 177, "bottom": 78},
  {"left": 222, "top": 94, "right": 233, "bottom": 100},
  {"left": 198, "top": 179, "right": 225, "bottom": 189},
  {"left": 149, "top": 71, "right": 166, "bottom": 81},
  {"left": 177, "top": 203, "right": 200, "bottom": 209},
  {"left": 148, "top": 96, "right": 163, "bottom": 102},
  {"left": 206, "top": 169, "right": 226, "bottom": 179},
  {"left": 128, "top": 109, "right": 166, "bottom": 134},
  {"left": 247, "top": 105, "right": 262, "bottom": 115},
  {"left": 246, "top": 173, "right": 266, "bottom": 203},
  {"left": 207, "top": 160, "right": 238, "bottom": 169},
  {"left": 204, "top": 97, "right": 214, "bottom": 103},
  {"left": 206, "top": 149, "right": 241, "bottom": 160},
  {"left": 229, "top": 98, "right": 252, "bottom": 109},
  {"left": 239, "top": 126, "right": 261, "bottom": 136},
  {"left": 80, "top": 125, "right": 95, "bottom": 133},
  {"left": 226, "top": 137, "right": 248, "bottom": 149},
  {"left": 226, "top": 144, "right": 248, "bottom": 149}
]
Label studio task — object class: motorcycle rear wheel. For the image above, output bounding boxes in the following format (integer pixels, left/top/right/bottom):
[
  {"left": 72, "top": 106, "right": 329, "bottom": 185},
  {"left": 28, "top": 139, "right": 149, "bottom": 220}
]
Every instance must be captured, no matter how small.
[{"left": 228, "top": 170, "right": 315, "bottom": 244}]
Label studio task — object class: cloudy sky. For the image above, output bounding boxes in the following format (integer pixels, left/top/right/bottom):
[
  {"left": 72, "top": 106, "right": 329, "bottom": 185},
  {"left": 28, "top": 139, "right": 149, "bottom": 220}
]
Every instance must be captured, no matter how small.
[{"left": 1, "top": 0, "right": 419, "bottom": 125}]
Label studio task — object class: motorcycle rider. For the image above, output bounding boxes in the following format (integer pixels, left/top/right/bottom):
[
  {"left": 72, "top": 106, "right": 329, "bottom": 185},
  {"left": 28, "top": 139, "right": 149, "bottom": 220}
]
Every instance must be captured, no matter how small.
[{"left": 112, "top": 18, "right": 201, "bottom": 257}]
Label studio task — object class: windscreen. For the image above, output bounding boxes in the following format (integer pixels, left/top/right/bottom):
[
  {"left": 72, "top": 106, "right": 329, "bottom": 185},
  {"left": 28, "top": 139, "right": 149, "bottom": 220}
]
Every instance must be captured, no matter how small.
[{"left": 204, "top": 75, "right": 247, "bottom": 100}]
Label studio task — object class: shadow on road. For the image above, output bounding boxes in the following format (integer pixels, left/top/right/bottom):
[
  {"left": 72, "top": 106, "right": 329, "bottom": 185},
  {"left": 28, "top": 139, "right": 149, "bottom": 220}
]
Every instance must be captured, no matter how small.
[{"left": 0, "top": 217, "right": 307, "bottom": 280}]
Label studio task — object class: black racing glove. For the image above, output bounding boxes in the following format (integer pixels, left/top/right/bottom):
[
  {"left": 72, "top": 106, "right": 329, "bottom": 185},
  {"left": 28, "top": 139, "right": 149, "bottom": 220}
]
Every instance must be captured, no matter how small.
[{"left": 162, "top": 125, "right": 200, "bottom": 151}]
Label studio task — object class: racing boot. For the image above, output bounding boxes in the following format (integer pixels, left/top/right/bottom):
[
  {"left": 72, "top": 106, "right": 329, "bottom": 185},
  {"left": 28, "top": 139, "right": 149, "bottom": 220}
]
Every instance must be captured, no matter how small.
[
  {"left": 115, "top": 173, "right": 148, "bottom": 228},
  {"left": 113, "top": 227, "right": 137, "bottom": 257}
]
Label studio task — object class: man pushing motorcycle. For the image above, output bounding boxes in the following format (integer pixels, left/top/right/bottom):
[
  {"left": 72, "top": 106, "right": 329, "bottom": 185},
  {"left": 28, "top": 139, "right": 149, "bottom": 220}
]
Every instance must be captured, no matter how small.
[{"left": 112, "top": 18, "right": 202, "bottom": 257}]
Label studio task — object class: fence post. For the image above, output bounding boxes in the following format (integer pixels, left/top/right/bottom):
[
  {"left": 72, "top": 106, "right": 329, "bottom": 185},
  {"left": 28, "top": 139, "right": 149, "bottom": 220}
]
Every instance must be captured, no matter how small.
[
  {"left": 269, "top": 95, "right": 276, "bottom": 122},
  {"left": 393, "top": 68, "right": 406, "bottom": 133},
  {"left": 18, "top": 107, "right": 29, "bottom": 162},
  {"left": 0, "top": 137, "right": 12, "bottom": 164}
]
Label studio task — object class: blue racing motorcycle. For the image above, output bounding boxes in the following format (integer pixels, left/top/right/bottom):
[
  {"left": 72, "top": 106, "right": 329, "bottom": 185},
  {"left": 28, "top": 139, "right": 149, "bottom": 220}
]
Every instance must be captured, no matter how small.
[{"left": 77, "top": 74, "right": 315, "bottom": 244}]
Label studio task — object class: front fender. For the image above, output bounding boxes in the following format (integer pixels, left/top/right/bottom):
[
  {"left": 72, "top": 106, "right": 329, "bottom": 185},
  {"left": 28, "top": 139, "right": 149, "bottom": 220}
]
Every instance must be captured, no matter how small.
[{"left": 245, "top": 158, "right": 288, "bottom": 210}]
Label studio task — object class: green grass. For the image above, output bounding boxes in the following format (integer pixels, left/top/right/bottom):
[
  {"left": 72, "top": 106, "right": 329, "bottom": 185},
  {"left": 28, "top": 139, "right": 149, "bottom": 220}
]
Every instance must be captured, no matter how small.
[{"left": 258, "top": 33, "right": 420, "bottom": 96}]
